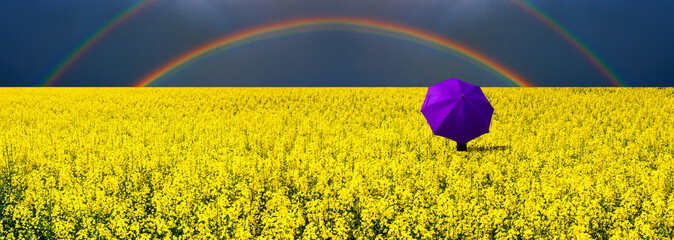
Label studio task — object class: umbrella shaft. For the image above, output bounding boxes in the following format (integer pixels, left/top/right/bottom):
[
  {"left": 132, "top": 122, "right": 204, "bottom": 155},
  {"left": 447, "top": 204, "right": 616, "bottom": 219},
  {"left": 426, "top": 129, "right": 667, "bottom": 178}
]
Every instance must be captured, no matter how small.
[{"left": 457, "top": 142, "right": 467, "bottom": 151}]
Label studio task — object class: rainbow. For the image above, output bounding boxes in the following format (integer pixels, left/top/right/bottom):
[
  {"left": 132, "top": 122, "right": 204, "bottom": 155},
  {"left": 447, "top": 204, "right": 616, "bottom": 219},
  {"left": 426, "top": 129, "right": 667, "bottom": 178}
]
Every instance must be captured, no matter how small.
[
  {"left": 509, "top": 0, "right": 626, "bottom": 87},
  {"left": 37, "top": 1, "right": 623, "bottom": 87},
  {"left": 134, "top": 17, "right": 532, "bottom": 87},
  {"left": 41, "top": 0, "right": 156, "bottom": 87}
]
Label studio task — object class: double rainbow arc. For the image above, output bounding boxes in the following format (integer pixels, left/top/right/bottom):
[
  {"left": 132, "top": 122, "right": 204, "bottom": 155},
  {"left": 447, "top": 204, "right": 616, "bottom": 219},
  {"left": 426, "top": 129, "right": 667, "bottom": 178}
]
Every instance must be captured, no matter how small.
[
  {"left": 510, "top": 0, "right": 625, "bottom": 86},
  {"left": 40, "top": 0, "right": 623, "bottom": 87},
  {"left": 133, "top": 17, "right": 533, "bottom": 87},
  {"left": 41, "top": 0, "right": 156, "bottom": 87}
]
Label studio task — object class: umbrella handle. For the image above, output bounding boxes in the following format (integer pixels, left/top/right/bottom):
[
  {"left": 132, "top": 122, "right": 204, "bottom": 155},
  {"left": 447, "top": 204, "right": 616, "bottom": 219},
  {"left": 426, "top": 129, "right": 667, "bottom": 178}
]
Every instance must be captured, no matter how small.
[{"left": 457, "top": 142, "right": 467, "bottom": 151}]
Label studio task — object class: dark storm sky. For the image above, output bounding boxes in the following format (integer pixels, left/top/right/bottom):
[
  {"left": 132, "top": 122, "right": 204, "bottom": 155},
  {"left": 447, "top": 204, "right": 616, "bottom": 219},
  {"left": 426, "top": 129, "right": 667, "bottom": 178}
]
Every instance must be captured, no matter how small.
[{"left": 1, "top": 0, "right": 673, "bottom": 87}]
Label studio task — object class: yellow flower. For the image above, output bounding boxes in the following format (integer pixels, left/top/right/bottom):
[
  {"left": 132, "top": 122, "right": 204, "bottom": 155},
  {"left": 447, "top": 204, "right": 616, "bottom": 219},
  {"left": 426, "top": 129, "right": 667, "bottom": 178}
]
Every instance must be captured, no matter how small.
[{"left": 0, "top": 87, "right": 672, "bottom": 238}]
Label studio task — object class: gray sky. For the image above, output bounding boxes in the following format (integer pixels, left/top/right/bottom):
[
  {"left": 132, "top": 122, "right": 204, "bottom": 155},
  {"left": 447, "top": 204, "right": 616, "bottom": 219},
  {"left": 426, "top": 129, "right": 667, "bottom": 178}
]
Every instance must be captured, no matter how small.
[{"left": 1, "top": 0, "right": 673, "bottom": 87}]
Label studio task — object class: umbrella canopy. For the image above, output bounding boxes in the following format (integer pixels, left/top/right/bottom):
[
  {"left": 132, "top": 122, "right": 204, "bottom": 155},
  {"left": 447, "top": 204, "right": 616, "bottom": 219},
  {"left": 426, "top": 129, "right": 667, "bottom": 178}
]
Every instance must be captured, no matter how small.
[{"left": 421, "top": 78, "right": 494, "bottom": 144}]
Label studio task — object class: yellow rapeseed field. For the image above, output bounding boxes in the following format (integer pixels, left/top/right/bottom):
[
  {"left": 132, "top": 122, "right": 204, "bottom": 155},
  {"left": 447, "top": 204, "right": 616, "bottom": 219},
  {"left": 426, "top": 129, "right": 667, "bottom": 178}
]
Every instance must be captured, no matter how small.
[{"left": 1, "top": 87, "right": 673, "bottom": 239}]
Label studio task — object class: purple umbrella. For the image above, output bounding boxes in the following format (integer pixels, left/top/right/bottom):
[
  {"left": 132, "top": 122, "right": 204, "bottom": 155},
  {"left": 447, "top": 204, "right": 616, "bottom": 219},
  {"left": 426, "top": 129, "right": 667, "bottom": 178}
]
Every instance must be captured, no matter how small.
[{"left": 421, "top": 78, "right": 494, "bottom": 151}]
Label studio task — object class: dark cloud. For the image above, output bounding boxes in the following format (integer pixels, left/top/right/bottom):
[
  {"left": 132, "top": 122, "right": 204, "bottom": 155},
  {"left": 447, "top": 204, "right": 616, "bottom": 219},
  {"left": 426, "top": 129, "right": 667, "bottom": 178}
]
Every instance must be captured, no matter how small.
[{"left": 1, "top": 0, "right": 672, "bottom": 87}]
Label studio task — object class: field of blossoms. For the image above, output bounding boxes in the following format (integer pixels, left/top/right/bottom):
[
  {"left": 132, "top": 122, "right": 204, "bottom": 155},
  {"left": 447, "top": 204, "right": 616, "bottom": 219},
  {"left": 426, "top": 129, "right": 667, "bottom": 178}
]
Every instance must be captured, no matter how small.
[{"left": 1, "top": 87, "right": 673, "bottom": 239}]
